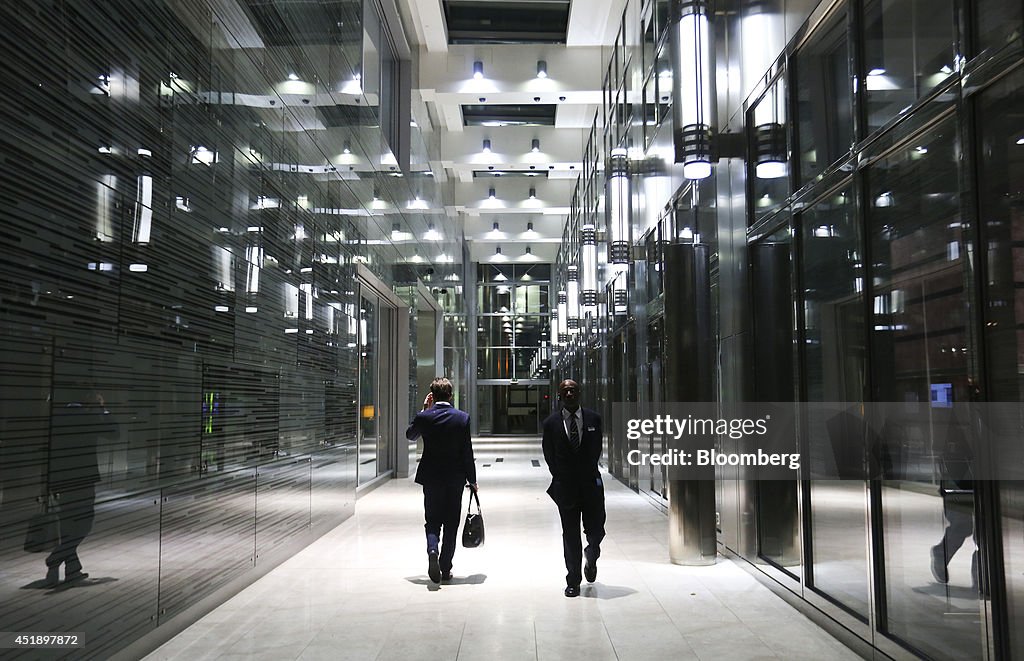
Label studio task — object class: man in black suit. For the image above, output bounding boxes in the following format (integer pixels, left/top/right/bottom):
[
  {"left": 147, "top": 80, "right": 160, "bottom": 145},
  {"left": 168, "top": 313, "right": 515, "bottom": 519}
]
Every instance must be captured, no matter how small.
[
  {"left": 542, "top": 379, "right": 605, "bottom": 597},
  {"left": 406, "top": 377, "right": 477, "bottom": 584}
]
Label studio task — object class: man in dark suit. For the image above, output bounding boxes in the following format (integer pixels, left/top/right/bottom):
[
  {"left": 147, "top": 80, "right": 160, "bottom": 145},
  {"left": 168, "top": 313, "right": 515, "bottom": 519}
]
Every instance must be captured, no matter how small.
[
  {"left": 406, "top": 377, "right": 476, "bottom": 584},
  {"left": 542, "top": 379, "right": 605, "bottom": 597}
]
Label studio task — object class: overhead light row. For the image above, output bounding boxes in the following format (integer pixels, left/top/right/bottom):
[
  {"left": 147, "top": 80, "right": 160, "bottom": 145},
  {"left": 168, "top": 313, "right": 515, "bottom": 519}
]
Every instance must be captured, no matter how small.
[
  {"left": 473, "top": 60, "right": 548, "bottom": 80},
  {"left": 481, "top": 138, "right": 542, "bottom": 153},
  {"left": 485, "top": 187, "right": 538, "bottom": 200}
]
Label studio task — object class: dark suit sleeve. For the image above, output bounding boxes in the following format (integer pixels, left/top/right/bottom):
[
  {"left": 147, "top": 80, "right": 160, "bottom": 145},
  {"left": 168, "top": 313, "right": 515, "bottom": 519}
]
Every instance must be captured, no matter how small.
[
  {"left": 589, "top": 411, "right": 603, "bottom": 469},
  {"left": 462, "top": 416, "right": 476, "bottom": 484},
  {"left": 405, "top": 412, "right": 423, "bottom": 441},
  {"left": 542, "top": 418, "right": 558, "bottom": 478}
]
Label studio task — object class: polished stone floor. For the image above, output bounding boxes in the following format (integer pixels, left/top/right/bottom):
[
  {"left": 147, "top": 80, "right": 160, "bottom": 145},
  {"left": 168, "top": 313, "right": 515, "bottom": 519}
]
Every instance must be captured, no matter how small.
[{"left": 144, "top": 437, "right": 859, "bottom": 661}]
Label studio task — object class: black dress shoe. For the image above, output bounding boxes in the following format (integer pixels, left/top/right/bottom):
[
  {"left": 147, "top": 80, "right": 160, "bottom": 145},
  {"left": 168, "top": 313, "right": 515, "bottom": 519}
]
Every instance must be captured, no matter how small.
[
  {"left": 441, "top": 571, "right": 453, "bottom": 582},
  {"left": 65, "top": 570, "right": 89, "bottom": 584},
  {"left": 43, "top": 566, "right": 60, "bottom": 588},
  {"left": 564, "top": 585, "right": 580, "bottom": 598},
  {"left": 584, "top": 559, "right": 597, "bottom": 583},
  {"left": 427, "top": 551, "right": 441, "bottom": 584}
]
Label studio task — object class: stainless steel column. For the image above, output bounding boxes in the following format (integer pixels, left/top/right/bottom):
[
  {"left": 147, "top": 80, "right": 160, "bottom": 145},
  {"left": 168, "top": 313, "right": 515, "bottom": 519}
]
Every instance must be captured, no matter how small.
[{"left": 663, "top": 242, "right": 717, "bottom": 565}]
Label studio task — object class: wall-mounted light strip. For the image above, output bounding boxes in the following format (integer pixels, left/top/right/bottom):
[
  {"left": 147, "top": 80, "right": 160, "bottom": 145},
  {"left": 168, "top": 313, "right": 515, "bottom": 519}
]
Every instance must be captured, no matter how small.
[
  {"left": 671, "top": 0, "right": 713, "bottom": 179},
  {"left": 607, "top": 148, "right": 631, "bottom": 264}
]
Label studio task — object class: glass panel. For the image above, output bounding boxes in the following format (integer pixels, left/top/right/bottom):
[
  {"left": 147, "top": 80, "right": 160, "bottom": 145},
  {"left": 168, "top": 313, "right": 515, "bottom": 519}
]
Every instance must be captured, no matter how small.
[
  {"left": 974, "top": 0, "right": 1023, "bottom": 54},
  {"left": 975, "top": 64, "right": 1024, "bottom": 659},
  {"left": 655, "top": 44, "right": 673, "bottom": 130},
  {"left": 358, "top": 295, "right": 377, "bottom": 484},
  {"left": 514, "top": 285, "right": 548, "bottom": 314},
  {"left": 478, "top": 284, "right": 515, "bottom": 314},
  {"left": 644, "top": 318, "right": 666, "bottom": 499},
  {"left": 475, "top": 385, "right": 541, "bottom": 435},
  {"left": 749, "top": 76, "right": 790, "bottom": 224},
  {"left": 795, "top": 6, "right": 853, "bottom": 185},
  {"left": 751, "top": 224, "right": 800, "bottom": 572},
  {"left": 799, "top": 183, "right": 870, "bottom": 618},
  {"left": 863, "top": 0, "right": 955, "bottom": 134},
  {"left": 867, "top": 118, "right": 982, "bottom": 659}
]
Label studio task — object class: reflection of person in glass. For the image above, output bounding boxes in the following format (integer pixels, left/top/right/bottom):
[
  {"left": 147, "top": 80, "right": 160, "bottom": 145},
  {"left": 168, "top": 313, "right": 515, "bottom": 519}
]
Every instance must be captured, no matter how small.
[
  {"left": 44, "top": 385, "right": 116, "bottom": 587},
  {"left": 930, "top": 386, "right": 978, "bottom": 588}
]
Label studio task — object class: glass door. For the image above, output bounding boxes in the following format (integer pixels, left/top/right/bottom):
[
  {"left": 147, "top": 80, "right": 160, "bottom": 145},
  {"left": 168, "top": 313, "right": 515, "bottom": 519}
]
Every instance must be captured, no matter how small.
[
  {"left": 357, "top": 293, "right": 378, "bottom": 485},
  {"left": 797, "top": 183, "right": 872, "bottom": 620},
  {"left": 867, "top": 117, "right": 981, "bottom": 660},
  {"left": 751, "top": 225, "right": 801, "bottom": 573}
]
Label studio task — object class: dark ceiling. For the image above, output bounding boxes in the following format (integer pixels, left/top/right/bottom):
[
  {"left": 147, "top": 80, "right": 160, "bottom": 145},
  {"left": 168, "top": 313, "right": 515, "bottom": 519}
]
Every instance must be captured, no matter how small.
[{"left": 444, "top": 0, "right": 571, "bottom": 44}]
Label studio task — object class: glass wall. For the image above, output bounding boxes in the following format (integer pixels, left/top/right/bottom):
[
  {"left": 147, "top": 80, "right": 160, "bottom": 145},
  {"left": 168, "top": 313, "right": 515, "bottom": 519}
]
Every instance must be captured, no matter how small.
[
  {"left": 866, "top": 118, "right": 982, "bottom": 658},
  {"left": 557, "top": 0, "right": 1024, "bottom": 656},
  {"left": 474, "top": 263, "right": 551, "bottom": 434},
  {"left": 975, "top": 63, "right": 1024, "bottom": 659},
  {"left": 0, "top": 0, "right": 460, "bottom": 653},
  {"left": 794, "top": 3, "right": 852, "bottom": 186}
]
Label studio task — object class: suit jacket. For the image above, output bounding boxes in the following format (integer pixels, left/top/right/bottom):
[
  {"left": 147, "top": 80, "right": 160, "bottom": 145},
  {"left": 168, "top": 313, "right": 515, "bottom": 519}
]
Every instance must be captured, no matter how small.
[
  {"left": 48, "top": 402, "right": 117, "bottom": 492},
  {"left": 406, "top": 402, "right": 476, "bottom": 486},
  {"left": 542, "top": 407, "right": 603, "bottom": 507}
]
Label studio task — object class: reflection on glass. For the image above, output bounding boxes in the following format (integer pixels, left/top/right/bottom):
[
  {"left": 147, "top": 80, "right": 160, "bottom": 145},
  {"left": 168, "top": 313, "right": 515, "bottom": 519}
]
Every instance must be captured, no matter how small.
[
  {"left": 975, "top": 64, "right": 1024, "bottom": 659},
  {"left": 867, "top": 118, "right": 982, "bottom": 659},
  {"left": 751, "top": 224, "right": 800, "bottom": 571},
  {"left": 358, "top": 295, "right": 378, "bottom": 484},
  {"left": 795, "top": 5, "right": 852, "bottom": 185},
  {"left": 799, "top": 184, "right": 870, "bottom": 618},
  {"left": 475, "top": 385, "right": 541, "bottom": 435},
  {"left": 749, "top": 76, "right": 789, "bottom": 224},
  {"left": 974, "top": 0, "right": 1023, "bottom": 54},
  {"left": 863, "top": 0, "right": 954, "bottom": 134},
  {"left": 644, "top": 318, "right": 666, "bottom": 499}
]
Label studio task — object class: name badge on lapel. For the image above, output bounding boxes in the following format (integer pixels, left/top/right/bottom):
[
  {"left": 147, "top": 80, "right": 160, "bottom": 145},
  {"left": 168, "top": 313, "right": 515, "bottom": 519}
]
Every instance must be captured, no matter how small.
[{"left": 587, "top": 426, "right": 596, "bottom": 432}]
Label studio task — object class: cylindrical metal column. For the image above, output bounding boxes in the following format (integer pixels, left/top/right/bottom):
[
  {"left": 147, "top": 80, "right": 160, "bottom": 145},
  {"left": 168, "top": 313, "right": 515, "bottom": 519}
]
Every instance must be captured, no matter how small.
[{"left": 663, "top": 242, "right": 717, "bottom": 565}]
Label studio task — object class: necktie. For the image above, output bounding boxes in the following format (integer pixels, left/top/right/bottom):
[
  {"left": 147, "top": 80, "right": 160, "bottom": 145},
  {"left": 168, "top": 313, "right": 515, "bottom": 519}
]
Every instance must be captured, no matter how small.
[{"left": 569, "top": 413, "right": 580, "bottom": 451}]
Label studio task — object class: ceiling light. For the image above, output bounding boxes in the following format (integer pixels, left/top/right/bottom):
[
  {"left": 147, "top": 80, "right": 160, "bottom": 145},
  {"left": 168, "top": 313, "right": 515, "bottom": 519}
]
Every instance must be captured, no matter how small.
[
  {"left": 537, "top": 60, "right": 547, "bottom": 78},
  {"left": 529, "top": 187, "right": 537, "bottom": 199},
  {"left": 531, "top": 139, "right": 540, "bottom": 153},
  {"left": 868, "top": 68, "right": 886, "bottom": 76},
  {"left": 482, "top": 139, "right": 491, "bottom": 153},
  {"left": 473, "top": 61, "right": 484, "bottom": 79},
  {"left": 492, "top": 222, "right": 500, "bottom": 231},
  {"left": 343, "top": 140, "right": 351, "bottom": 155},
  {"left": 489, "top": 187, "right": 496, "bottom": 200},
  {"left": 527, "top": 222, "right": 534, "bottom": 232},
  {"left": 526, "top": 246, "right": 532, "bottom": 254}
]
